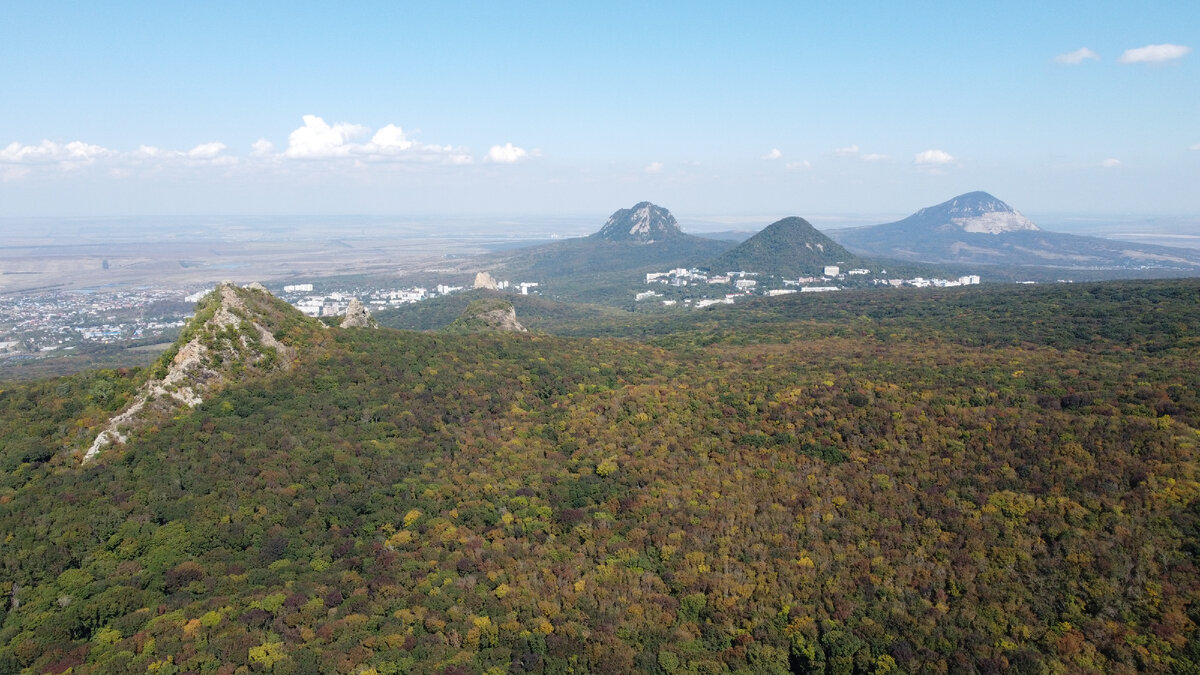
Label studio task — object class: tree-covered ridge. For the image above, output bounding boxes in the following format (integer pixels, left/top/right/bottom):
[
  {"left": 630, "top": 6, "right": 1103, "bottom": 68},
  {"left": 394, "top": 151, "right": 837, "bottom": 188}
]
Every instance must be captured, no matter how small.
[{"left": 0, "top": 279, "right": 1198, "bottom": 673}]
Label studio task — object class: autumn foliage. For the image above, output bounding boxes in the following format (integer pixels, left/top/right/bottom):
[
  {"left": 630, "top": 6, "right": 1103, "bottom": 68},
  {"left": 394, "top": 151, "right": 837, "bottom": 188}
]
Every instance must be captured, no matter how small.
[{"left": 0, "top": 279, "right": 1198, "bottom": 673}]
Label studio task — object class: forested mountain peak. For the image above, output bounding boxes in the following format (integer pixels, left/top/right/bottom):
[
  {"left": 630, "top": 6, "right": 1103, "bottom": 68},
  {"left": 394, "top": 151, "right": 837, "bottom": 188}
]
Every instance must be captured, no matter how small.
[
  {"left": 83, "top": 282, "right": 316, "bottom": 461},
  {"left": 705, "top": 216, "right": 859, "bottom": 276},
  {"left": 592, "top": 201, "right": 683, "bottom": 242}
]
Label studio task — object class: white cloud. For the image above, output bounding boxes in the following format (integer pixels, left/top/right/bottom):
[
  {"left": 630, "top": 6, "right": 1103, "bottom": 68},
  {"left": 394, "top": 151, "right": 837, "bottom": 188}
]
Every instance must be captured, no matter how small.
[
  {"left": 1119, "top": 44, "right": 1191, "bottom": 64},
  {"left": 644, "top": 161, "right": 664, "bottom": 174},
  {"left": 1055, "top": 47, "right": 1100, "bottom": 64},
  {"left": 762, "top": 148, "right": 782, "bottom": 160},
  {"left": 284, "top": 114, "right": 370, "bottom": 158},
  {"left": 251, "top": 139, "right": 275, "bottom": 156},
  {"left": 833, "top": 144, "right": 859, "bottom": 156},
  {"left": 188, "top": 142, "right": 227, "bottom": 159},
  {"left": 914, "top": 149, "right": 955, "bottom": 165},
  {"left": 785, "top": 160, "right": 811, "bottom": 171},
  {"left": 368, "top": 124, "right": 414, "bottom": 152},
  {"left": 277, "top": 116, "right": 475, "bottom": 164},
  {"left": 1101, "top": 158, "right": 1121, "bottom": 168},
  {"left": 1189, "top": 143, "right": 1200, "bottom": 151},
  {"left": 484, "top": 143, "right": 528, "bottom": 164},
  {"left": 862, "top": 153, "right": 891, "bottom": 162}
]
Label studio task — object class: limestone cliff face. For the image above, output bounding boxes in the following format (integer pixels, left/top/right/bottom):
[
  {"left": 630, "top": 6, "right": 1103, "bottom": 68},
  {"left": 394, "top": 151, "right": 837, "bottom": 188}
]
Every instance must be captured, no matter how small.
[
  {"left": 340, "top": 298, "right": 376, "bottom": 329},
  {"left": 84, "top": 282, "right": 307, "bottom": 462}
]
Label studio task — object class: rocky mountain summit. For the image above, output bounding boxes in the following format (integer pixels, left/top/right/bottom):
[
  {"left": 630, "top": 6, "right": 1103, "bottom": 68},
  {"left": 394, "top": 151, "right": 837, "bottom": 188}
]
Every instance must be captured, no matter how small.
[
  {"left": 591, "top": 201, "right": 683, "bottom": 243},
  {"left": 84, "top": 282, "right": 313, "bottom": 462},
  {"left": 829, "top": 191, "right": 1200, "bottom": 270},
  {"left": 910, "top": 191, "right": 1039, "bottom": 234},
  {"left": 486, "top": 202, "right": 733, "bottom": 285}
]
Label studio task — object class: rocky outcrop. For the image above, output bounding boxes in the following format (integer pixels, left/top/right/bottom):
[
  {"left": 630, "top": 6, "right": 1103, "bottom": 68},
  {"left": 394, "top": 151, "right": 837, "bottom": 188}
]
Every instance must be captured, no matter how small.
[
  {"left": 446, "top": 298, "right": 527, "bottom": 333},
  {"left": 84, "top": 282, "right": 304, "bottom": 462},
  {"left": 473, "top": 271, "right": 499, "bottom": 290},
  {"left": 474, "top": 306, "right": 526, "bottom": 332},
  {"left": 340, "top": 298, "right": 376, "bottom": 328}
]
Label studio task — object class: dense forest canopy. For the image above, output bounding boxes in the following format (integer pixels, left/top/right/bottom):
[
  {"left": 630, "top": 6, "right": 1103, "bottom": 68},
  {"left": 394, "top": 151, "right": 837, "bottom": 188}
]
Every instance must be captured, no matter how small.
[{"left": 1, "top": 279, "right": 1198, "bottom": 673}]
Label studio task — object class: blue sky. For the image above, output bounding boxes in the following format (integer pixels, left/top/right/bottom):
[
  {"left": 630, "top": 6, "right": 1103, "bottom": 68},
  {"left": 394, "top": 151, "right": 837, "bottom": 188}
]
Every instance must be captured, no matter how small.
[{"left": 1, "top": 1, "right": 1197, "bottom": 220}]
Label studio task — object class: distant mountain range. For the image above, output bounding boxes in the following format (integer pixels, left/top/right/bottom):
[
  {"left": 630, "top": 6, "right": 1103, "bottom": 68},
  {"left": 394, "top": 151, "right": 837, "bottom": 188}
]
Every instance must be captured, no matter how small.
[
  {"left": 828, "top": 191, "right": 1200, "bottom": 271},
  {"left": 703, "top": 216, "right": 862, "bottom": 276}
]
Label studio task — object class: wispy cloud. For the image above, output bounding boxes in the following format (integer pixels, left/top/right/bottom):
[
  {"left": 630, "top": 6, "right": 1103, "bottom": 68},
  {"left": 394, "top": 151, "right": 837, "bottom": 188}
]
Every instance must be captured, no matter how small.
[
  {"left": 914, "top": 149, "right": 955, "bottom": 165},
  {"left": 1, "top": 114, "right": 489, "bottom": 180},
  {"left": 833, "top": 144, "right": 890, "bottom": 161},
  {"left": 2, "top": 138, "right": 239, "bottom": 176},
  {"left": 644, "top": 161, "right": 664, "bottom": 174},
  {"left": 785, "top": 160, "right": 811, "bottom": 171},
  {"left": 485, "top": 143, "right": 528, "bottom": 164},
  {"left": 1191, "top": 143, "right": 1200, "bottom": 151},
  {"left": 188, "top": 142, "right": 227, "bottom": 159},
  {"left": 1119, "top": 43, "right": 1191, "bottom": 64},
  {"left": 761, "top": 148, "right": 782, "bottom": 160},
  {"left": 1101, "top": 158, "right": 1121, "bottom": 168},
  {"left": 250, "top": 139, "right": 275, "bottom": 156},
  {"left": 129, "top": 142, "right": 236, "bottom": 167},
  {"left": 1, "top": 139, "right": 113, "bottom": 166},
  {"left": 1055, "top": 47, "right": 1100, "bottom": 64}
]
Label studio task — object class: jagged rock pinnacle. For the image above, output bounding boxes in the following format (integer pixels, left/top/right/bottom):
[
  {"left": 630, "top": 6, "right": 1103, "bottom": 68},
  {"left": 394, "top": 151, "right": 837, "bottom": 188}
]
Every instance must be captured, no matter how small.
[{"left": 340, "top": 298, "right": 376, "bottom": 329}]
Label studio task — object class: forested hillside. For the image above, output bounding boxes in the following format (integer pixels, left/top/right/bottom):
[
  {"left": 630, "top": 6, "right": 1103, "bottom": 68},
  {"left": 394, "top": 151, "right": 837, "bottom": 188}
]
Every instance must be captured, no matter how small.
[{"left": 1, "top": 280, "right": 1198, "bottom": 673}]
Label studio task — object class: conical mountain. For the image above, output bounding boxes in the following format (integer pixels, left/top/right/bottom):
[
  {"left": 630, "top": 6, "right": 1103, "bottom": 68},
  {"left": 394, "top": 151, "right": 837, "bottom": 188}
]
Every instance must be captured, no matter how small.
[
  {"left": 828, "top": 191, "right": 1200, "bottom": 269},
  {"left": 591, "top": 201, "right": 683, "bottom": 242},
  {"left": 705, "top": 216, "right": 858, "bottom": 276}
]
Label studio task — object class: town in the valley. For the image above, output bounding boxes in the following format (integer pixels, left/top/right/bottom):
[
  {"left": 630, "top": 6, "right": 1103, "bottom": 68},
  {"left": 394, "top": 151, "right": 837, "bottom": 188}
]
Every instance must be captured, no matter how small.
[{"left": 0, "top": 263, "right": 987, "bottom": 367}]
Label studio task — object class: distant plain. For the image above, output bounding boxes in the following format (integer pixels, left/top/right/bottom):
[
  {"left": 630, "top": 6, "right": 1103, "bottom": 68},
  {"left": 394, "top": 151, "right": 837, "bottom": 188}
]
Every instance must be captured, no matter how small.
[{"left": 3, "top": 212, "right": 1197, "bottom": 294}]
